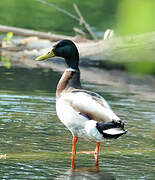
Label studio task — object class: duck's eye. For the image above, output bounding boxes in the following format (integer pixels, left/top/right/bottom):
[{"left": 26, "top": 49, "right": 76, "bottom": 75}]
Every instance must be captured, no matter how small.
[{"left": 55, "top": 43, "right": 63, "bottom": 48}]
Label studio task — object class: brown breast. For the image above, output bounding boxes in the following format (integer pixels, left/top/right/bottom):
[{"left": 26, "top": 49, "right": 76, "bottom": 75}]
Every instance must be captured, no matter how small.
[{"left": 56, "top": 70, "right": 72, "bottom": 99}]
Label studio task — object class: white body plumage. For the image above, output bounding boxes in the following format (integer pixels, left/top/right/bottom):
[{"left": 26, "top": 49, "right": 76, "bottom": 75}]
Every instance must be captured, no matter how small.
[{"left": 56, "top": 90, "right": 124, "bottom": 142}]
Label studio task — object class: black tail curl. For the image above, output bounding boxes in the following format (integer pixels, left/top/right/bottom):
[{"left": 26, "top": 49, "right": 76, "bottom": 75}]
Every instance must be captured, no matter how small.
[{"left": 96, "top": 120, "right": 127, "bottom": 139}]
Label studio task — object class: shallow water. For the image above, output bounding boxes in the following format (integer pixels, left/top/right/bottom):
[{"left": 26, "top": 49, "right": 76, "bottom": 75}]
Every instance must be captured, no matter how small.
[{"left": 0, "top": 67, "right": 155, "bottom": 179}]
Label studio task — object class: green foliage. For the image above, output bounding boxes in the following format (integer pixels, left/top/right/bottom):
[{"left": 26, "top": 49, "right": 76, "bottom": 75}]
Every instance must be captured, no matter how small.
[
  {"left": 124, "top": 60, "right": 155, "bottom": 75},
  {"left": 117, "top": 0, "right": 155, "bottom": 35},
  {"left": 0, "top": 32, "right": 13, "bottom": 69},
  {"left": 2, "top": 32, "right": 13, "bottom": 41},
  {"left": 115, "top": 0, "right": 155, "bottom": 74},
  {"left": 1, "top": 57, "right": 11, "bottom": 69},
  {"left": 0, "top": 0, "right": 118, "bottom": 36}
]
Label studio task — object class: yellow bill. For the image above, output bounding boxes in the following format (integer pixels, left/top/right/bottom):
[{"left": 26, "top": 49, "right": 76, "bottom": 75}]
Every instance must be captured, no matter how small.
[{"left": 36, "top": 49, "right": 55, "bottom": 61}]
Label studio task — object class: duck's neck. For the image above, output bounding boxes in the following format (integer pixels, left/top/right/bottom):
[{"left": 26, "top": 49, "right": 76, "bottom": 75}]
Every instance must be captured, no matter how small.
[{"left": 56, "top": 68, "right": 81, "bottom": 99}]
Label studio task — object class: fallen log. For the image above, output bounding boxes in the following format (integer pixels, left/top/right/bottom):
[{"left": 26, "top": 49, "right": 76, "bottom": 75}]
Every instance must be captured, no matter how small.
[
  {"left": 77, "top": 31, "right": 155, "bottom": 63},
  {"left": 0, "top": 24, "right": 75, "bottom": 42},
  {"left": 1, "top": 25, "right": 155, "bottom": 70}
]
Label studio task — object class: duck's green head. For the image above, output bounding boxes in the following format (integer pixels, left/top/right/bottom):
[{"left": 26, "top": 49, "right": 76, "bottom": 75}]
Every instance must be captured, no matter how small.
[{"left": 36, "top": 39, "right": 79, "bottom": 70}]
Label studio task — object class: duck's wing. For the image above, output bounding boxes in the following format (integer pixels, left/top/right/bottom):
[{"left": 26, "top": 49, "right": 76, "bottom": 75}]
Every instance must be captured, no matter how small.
[{"left": 62, "top": 89, "right": 120, "bottom": 123}]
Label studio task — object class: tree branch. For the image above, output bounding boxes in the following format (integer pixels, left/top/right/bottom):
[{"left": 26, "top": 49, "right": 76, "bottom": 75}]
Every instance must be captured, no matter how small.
[
  {"left": 36, "top": 0, "right": 79, "bottom": 21},
  {"left": 36, "top": 0, "right": 97, "bottom": 40},
  {"left": 73, "top": 3, "right": 97, "bottom": 40}
]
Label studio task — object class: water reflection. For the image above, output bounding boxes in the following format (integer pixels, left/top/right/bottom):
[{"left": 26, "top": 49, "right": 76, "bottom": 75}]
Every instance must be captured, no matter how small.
[
  {"left": 57, "top": 167, "right": 115, "bottom": 180},
  {"left": 0, "top": 67, "right": 155, "bottom": 179},
  {"left": 0, "top": 67, "right": 60, "bottom": 92}
]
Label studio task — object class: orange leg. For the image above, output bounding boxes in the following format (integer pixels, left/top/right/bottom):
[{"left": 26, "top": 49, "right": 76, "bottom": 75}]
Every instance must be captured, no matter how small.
[
  {"left": 94, "top": 142, "right": 100, "bottom": 167},
  {"left": 71, "top": 136, "right": 78, "bottom": 169}
]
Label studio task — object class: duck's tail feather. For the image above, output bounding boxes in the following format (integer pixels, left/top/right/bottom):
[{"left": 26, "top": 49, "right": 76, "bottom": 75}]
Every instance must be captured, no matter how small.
[{"left": 96, "top": 120, "right": 127, "bottom": 139}]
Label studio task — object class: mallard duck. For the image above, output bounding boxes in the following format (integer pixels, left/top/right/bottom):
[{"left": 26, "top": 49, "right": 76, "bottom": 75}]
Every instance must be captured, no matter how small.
[{"left": 36, "top": 40, "right": 127, "bottom": 169}]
